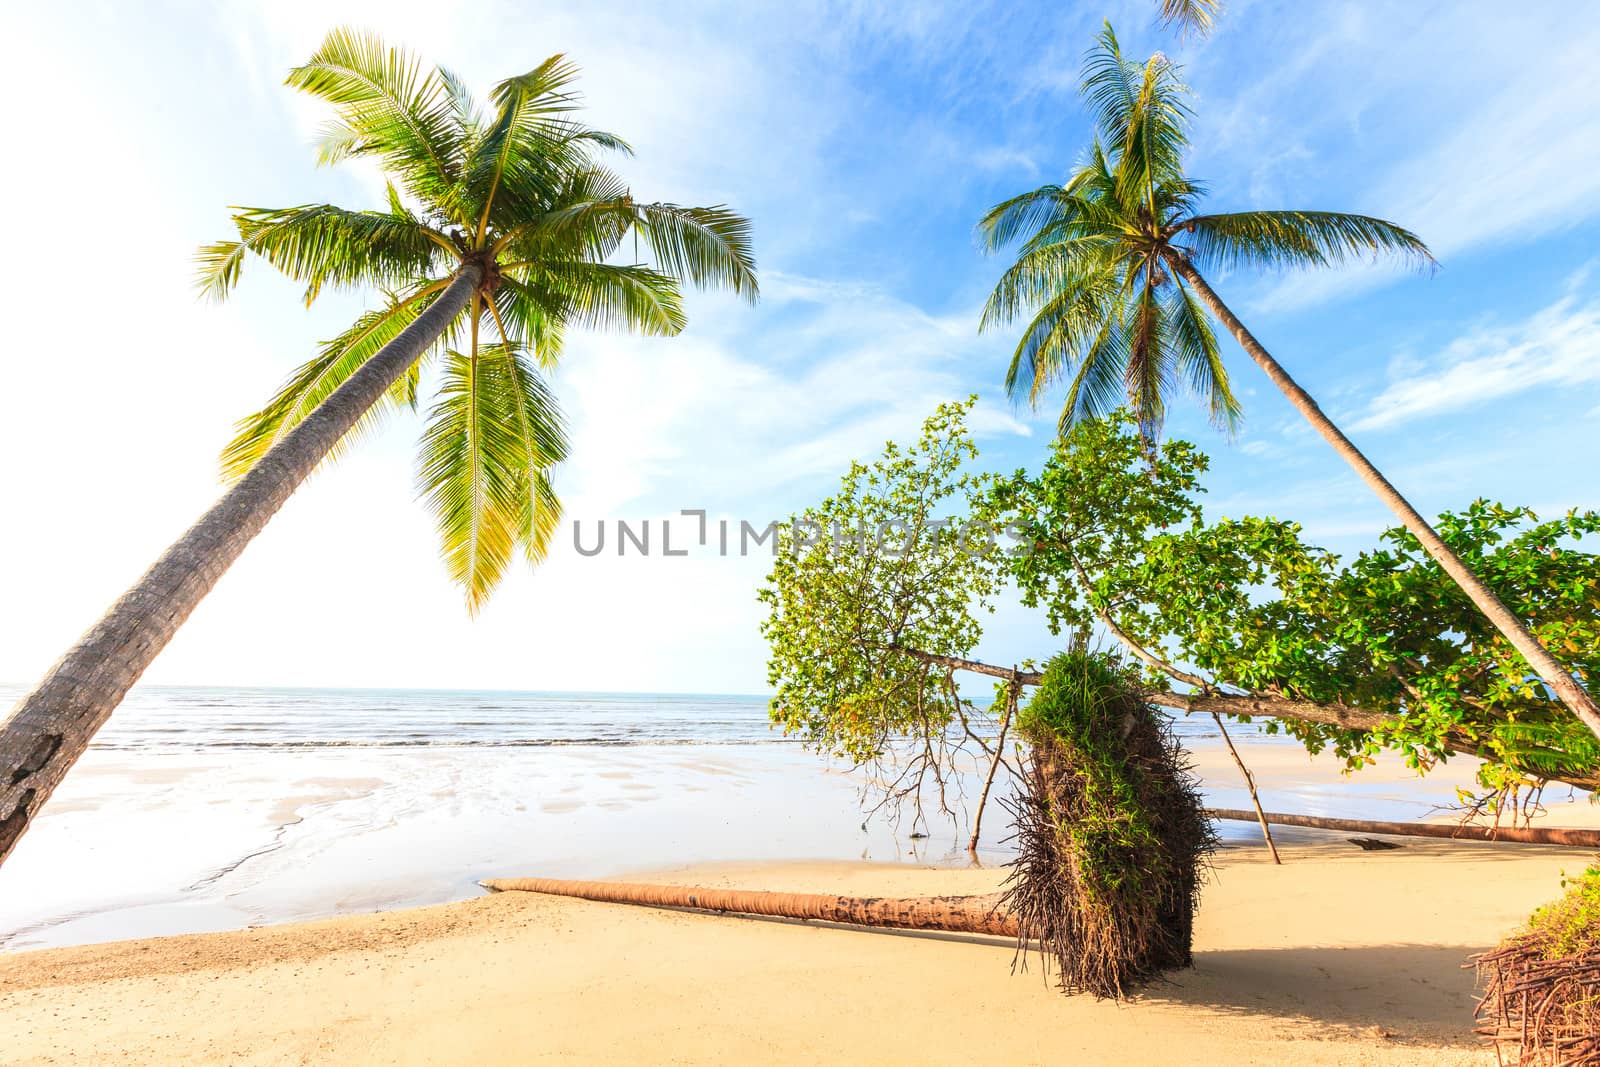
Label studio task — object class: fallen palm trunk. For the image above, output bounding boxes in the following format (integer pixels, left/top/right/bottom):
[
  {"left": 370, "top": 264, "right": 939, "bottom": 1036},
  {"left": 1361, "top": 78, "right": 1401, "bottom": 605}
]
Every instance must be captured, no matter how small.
[
  {"left": 480, "top": 878, "right": 1018, "bottom": 936},
  {"left": 1206, "top": 808, "right": 1600, "bottom": 847}
]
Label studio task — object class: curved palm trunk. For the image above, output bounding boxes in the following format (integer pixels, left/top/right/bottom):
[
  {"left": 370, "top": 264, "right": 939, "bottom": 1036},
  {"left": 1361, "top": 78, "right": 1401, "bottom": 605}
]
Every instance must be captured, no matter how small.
[
  {"left": 480, "top": 877, "right": 1019, "bottom": 936},
  {"left": 0, "top": 266, "right": 482, "bottom": 870},
  {"left": 1167, "top": 254, "right": 1600, "bottom": 744}
]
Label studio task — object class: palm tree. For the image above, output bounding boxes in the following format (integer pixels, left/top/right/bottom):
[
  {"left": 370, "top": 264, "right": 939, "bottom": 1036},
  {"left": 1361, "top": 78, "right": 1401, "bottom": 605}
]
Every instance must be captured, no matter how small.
[
  {"left": 977, "top": 25, "right": 1600, "bottom": 743},
  {"left": 0, "top": 29, "right": 756, "bottom": 870}
]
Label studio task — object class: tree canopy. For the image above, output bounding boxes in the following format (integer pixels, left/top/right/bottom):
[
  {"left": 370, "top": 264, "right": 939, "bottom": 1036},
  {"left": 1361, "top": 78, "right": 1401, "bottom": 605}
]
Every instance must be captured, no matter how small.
[{"left": 760, "top": 401, "right": 1600, "bottom": 817}]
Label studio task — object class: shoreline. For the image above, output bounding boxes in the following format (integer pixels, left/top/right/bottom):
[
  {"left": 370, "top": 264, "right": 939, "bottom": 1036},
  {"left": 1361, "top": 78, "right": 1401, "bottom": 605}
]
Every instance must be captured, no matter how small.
[
  {"left": 2, "top": 837, "right": 1577, "bottom": 1065},
  {"left": 4, "top": 729, "right": 1594, "bottom": 953}
]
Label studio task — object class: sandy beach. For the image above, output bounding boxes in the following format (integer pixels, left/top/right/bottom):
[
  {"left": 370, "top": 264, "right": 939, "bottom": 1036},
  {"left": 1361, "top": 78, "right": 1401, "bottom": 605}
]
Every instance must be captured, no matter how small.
[{"left": 2, "top": 832, "right": 1585, "bottom": 1065}]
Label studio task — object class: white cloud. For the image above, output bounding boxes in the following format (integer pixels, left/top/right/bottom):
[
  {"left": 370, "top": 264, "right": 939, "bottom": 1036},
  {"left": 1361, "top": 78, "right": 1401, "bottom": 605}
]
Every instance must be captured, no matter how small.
[
  {"left": 1354, "top": 282, "right": 1600, "bottom": 431},
  {"left": 1179, "top": 5, "right": 1600, "bottom": 315}
]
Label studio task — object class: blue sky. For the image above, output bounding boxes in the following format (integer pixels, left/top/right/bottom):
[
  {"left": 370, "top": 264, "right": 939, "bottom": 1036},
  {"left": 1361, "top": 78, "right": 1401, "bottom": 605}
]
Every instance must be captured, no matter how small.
[{"left": 1, "top": 0, "right": 1597, "bottom": 693}]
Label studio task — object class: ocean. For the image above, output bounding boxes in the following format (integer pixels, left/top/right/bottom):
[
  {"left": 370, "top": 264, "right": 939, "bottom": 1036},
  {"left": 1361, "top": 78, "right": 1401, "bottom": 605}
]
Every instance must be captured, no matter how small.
[{"left": 0, "top": 685, "right": 1507, "bottom": 951}]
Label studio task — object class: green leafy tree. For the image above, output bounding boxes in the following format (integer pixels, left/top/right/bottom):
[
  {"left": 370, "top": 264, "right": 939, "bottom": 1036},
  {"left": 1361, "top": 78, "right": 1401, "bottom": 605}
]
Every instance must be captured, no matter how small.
[
  {"left": 978, "top": 25, "right": 1600, "bottom": 740},
  {"left": 759, "top": 400, "right": 1011, "bottom": 830},
  {"left": 759, "top": 405, "right": 1599, "bottom": 837},
  {"left": 0, "top": 29, "right": 756, "bottom": 870},
  {"left": 992, "top": 414, "right": 1600, "bottom": 803}
]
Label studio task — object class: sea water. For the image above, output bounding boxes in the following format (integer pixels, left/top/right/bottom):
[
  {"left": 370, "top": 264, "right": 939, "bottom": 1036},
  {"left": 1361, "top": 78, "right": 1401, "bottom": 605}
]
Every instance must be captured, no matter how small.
[{"left": 0, "top": 685, "right": 1494, "bottom": 950}]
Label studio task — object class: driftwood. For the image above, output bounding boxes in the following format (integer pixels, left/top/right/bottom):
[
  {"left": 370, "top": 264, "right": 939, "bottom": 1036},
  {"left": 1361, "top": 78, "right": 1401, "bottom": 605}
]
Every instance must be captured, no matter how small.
[
  {"left": 480, "top": 878, "right": 1018, "bottom": 936},
  {"left": 1475, "top": 942, "right": 1600, "bottom": 1065},
  {"left": 1205, "top": 808, "right": 1600, "bottom": 847}
]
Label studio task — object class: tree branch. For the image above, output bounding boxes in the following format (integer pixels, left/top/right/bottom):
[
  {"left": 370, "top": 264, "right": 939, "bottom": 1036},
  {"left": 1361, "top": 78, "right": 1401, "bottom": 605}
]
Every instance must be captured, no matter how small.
[{"left": 888, "top": 644, "right": 1600, "bottom": 792}]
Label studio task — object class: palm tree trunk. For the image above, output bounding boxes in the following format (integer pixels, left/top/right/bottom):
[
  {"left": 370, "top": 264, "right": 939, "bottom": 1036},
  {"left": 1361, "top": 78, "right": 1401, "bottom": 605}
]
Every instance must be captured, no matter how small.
[
  {"left": 480, "top": 877, "right": 1019, "bottom": 936},
  {"left": 0, "top": 266, "right": 482, "bottom": 871},
  {"left": 1205, "top": 807, "right": 1600, "bottom": 847},
  {"left": 1166, "top": 253, "right": 1600, "bottom": 744}
]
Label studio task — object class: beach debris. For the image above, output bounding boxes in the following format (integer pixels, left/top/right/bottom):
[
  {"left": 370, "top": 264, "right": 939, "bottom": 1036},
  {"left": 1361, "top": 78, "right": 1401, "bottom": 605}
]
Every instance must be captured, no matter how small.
[
  {"left": 1474, "top": 866, "right": 1600, "bottom": 1066},
  {"left": 480, "top": 878, "right": 1018, "bottom": 936},
  {"left": 1347, "top": 838, "right": 1403, "bottom": 851}
]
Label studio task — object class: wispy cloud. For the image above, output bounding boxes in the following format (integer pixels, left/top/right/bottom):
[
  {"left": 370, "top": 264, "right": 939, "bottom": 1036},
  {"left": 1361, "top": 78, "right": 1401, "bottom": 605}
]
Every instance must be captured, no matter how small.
[
  {"left": 1354, "top": 277, "right": 1600, "bottom": 431},
  {"left": 1180, "top": 6, "right": 1600, "bottom": 315}
]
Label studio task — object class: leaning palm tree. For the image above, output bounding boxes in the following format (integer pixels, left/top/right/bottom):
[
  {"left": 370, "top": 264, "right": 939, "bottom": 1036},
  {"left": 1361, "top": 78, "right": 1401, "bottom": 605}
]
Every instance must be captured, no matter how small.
[
  {"left": 0, "top": 29, "right": 756, "bottom": 869},
  {"left": 977, "top": 25, "right": 1600, "bottom": 742}
]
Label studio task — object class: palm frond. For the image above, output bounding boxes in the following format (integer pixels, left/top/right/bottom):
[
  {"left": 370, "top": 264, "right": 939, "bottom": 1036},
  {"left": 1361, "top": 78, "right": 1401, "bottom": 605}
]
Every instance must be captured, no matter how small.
[
  {"left": 1179, "top": 210, "right": 1434, "bottom": 272},
  {"left": 465, "top": 54, "right": 585, "bottom": 239},
  {"left": 493, "top": 169, "right": 635, "bottom": 262},
  {"left": 418, "top": 341, "right": 568, "bottom": 612},
  {"left": 1004, "top": 274, "right": 1123, "bottom": 407},
  {"left": 1122, "top": 280, "right": 1173, "bottom": 441},
  {"left": 221, "top": 282, "right": 450, "bottom": 481},
  {"left": 977, "top": 184, "right": 1072, "bottom": 251},
  {"left": 496, "top": 346, "right": 568, "bottom": 565},
  {"left": 1156, "top": 0, "right": 1222, "bottom": 38},
  {"left": 288, "top": 27, "right": 468, "bottom": 221},
  {"left": 509, "top": 261, "right": 687, "bottom": 337},
  {"left": 633, "top": 202, "right": 759, "bottom": 301},
  {"left": 221, "top": 203, "right": 446, "bottom": 305},
  {"left": 195, "top": 240, "right": 249, "bottom": 301},
  {"left": 1060, "top": 312, "right": 1133, "bottom": 432},
  {"left": 489, "top": 279, "right": 565, "bottom": 368},
  {"left": 980, "top": 235, "right": 1124, "bottom": 330},
  {"left": 1167, "top": 276, "right": 1239, "bottom": 434}
]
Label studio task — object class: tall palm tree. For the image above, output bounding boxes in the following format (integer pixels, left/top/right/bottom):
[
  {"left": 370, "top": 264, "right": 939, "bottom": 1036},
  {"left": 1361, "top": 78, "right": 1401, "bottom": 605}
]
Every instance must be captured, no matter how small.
[
  {"left": 977, "top": 25, "right": 1600, "bottom": 743},
  {"left": 0, "top": 29, "right": 756, "bottom": 870}
]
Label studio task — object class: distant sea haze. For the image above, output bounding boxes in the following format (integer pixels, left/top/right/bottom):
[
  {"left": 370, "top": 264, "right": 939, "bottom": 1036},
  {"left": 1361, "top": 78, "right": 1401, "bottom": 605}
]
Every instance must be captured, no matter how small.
[{"left": 0, "top": 684, "right": 1263, "bottom": 752}]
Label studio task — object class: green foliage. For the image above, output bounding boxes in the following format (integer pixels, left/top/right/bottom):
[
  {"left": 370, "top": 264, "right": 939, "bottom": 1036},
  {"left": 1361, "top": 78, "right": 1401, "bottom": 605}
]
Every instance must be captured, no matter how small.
[
  {"left": 758, "top": 399, "right": 1001, "bottom": 764},
  {"left": 758, "top": 403, "right": 1600, "bottom": 803},
  {"left": 1525, "top": 867, "right": 1600, "bottom": 959},
  {"left": 978, "top": 25, "right": 1429, "bottom": 443},
  {"left": 201, "top": 28, "right": 756, "bottom": 610},
  {"left": 993, "top": 414, "right": 1600, "bottom": 796}
]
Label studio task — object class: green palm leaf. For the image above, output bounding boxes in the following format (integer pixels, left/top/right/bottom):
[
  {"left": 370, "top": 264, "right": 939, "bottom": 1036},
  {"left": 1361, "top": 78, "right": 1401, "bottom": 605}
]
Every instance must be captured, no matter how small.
[
  {"left": 418, "top": 339, "right": 568, "bottom": 612},
  {"left": 634, "top": 202, "right": 759, "bottom": 301},
  {"left": 211, "top": 204, "right": 448, "bottom": 305},
  {"left": 220, "top": 283, "right": 448, "bottom": 481},
  {"left": 1179, "top": 210, "right": 1433, "bottom": 272},
  {"left": 288, "top": 28, "right": 467, "bottom": 220}
]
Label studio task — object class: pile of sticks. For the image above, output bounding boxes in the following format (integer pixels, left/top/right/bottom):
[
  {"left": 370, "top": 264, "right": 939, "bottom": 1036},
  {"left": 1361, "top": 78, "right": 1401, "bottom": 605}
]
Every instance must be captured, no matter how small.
[{"left": 1474, "top": 941, "right": 1600, "bottom": 1066}]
